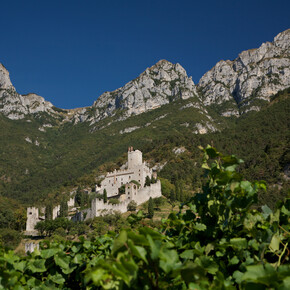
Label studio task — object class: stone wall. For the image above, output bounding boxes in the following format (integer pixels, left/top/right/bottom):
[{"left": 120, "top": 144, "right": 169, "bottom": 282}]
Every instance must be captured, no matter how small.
[
  {"left": 25, "top": 242, "right": 39, "bottom": 254},
  {"left": 85, "top": 179, "right": 162, "bottom": 219},
  {"left": 134, "top": 180, "right": 162, "bottom": 205},
  {"left": 53, "top": 205, "right": 60, "bottom": 219}
]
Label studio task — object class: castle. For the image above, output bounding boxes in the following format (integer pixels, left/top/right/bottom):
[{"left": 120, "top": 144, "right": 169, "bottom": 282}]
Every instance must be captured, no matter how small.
[
  {"left": 73, "top": 147, "right": 161, "bottom": 220},
  {"left": 26, "top": 147, "right": 162, "bottom": 233}
]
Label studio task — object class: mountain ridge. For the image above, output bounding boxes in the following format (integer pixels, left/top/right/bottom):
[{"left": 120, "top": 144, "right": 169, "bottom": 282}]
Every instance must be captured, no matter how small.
[{"left": 0, "top": 29, "right": 289, "bottom": 124}]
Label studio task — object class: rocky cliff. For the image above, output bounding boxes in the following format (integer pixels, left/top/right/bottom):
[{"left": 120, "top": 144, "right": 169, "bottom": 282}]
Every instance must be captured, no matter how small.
[
  {"left": 73, "top": 60, "right": 200, "bottom": 124},
  {"left": 1, "top": 29, "right": 289, "bottom": 122},
  {"left": 0, "top": 64, "right": 59, "bottom": 120},
  {"left": 198, "top": 29, "right": 290, "bottom": 116}
]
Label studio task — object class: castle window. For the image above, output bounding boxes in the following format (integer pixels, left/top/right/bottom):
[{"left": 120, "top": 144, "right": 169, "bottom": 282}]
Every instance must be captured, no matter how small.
[
  {"left": 29, "top": 212, "right": 32, "bottom": 215},
  {"left": 121, "top": 182, "right": 123, "bottom": 185},
  {"left": 139, "top": 174, "right": 140, "bottom": 176},
  {"left": 129, "top": 176, "right": 131, "bottom": 179},
  {"left": 134, "top": 185, "right": 136, "bottom": 189}
]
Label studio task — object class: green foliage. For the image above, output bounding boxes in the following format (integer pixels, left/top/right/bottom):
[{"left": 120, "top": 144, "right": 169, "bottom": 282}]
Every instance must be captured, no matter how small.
[
  {"left": 145, "top": 175, "right": 151, "bottom": 187},
  {"left": 0, "top": 228, "right": 21, "bottom": 250},
  {"left": 153, "top": 197, "right": 164, "bottom": 209},
  {"left": 118, "top": 184, "right": 126, "bottom": 195},
  {"left": 0, "top": 197, "right": 26, "bottom": 231},
  {"left": 127, "top": 200, "right": 137, "bottom": 212},
  {"left": 148, "top": 197, "right": 154, "bottom": 219},
  {"left": 45, "top": 203, "right": 53, "bottom": 220},
  {"left": 59, "top": 199, "right": 68, "bottom": 217},
  {"left": 131, "top": 180, "right": 141, "bottom": 187},
  {"left": 75, "top": 188, "right": 90, "bottom": 208},
  {"left": 170, "top": 188, "right": 176, "bottom": 202},
  {"left": 103, "top": 189, "right": 108, "bottom": 203},
  {"left": 0, "top": 146, "right": 289, "bottom": 289},
  {"left": 160, "top": 177, "right": 175, "bottom": 198},
  {"left": 35, "top": 218, "right": 73, "bottom": 237},
  {"left": 108, "top": 198, "right": 120, "bottom": 205}
]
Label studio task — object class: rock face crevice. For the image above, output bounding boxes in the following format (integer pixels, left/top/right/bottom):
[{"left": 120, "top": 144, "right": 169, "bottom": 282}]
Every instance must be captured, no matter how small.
[{"left": 198, "top": 29, "right": 290, "bottom": 116}]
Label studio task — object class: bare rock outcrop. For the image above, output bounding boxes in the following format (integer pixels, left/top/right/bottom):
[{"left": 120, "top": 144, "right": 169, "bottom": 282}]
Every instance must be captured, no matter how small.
[
  {"left": 0, "top": 64, "right": 60, "bottom": 120},
  {"left": 75, "top": 60, "right": 201, "bottom": 124},
  {"left": 198, "top": 29, "right": 290, "bottom": 116}
]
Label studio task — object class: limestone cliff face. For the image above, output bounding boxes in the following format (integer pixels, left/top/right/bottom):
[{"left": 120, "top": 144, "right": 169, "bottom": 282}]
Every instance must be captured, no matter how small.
[
  {"left": 75, "top": 60, "right": 200, "bottom": 124},
  {"left": 198, "top": 29, "right": 290, "bottom": 116},
  {"left": 1, "top": 29, "right": 289, "bottom": 123},
  {"left": 0, "top": 64, "right": 58, "bottom": 120}
]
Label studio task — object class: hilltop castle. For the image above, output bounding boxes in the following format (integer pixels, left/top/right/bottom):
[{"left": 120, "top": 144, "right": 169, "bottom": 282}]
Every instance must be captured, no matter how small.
[
  {"left": 26, "top": 147, "right": 162, "bottom": 233},
  {"left": 74, "top": 147, "right": 161, "bottom": 220}
]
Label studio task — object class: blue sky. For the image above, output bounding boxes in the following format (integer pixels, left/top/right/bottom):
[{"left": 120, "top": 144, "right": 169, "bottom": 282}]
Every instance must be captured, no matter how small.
[{"left": 0, "top": 0, "right": 289, "bottom": 109}]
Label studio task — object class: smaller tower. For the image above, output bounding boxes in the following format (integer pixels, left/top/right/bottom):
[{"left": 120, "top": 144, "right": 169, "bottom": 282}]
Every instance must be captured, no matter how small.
[{"left": 26, "top": 207, "right": 39, "bottom": 232}]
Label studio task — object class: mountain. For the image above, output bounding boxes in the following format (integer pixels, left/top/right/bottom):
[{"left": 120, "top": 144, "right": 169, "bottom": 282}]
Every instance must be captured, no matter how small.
[
  {"left": 74, "top": 59, "right": 200, "bottom": 124},
  {"left": 0, "top": 29, "right": 289, "bottom": 209},
  {"left": 198, "top": 29, "right": 290, "bottom": 116},
  {"left": 1, "top": 29, "right": 289, "bottom": 124},
  {"left": 0, "top": 64, "right": 62, "bottom": 120}
]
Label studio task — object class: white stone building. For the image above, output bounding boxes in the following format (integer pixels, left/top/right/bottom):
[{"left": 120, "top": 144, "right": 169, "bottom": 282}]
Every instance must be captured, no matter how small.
[
  {"left": 96, "top": 147, "right": 153, "bottom": 197},
  {"left": 74, "top": 147, "right": 162, "bottom": 220}
]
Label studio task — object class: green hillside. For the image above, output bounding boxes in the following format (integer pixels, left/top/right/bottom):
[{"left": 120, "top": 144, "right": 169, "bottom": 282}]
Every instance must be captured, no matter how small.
[{"left": 0, "top": 89, "right": 289, "bottom": 210}]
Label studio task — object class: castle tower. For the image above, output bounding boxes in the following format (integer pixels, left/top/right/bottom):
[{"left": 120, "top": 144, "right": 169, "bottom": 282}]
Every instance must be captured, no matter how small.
[
  {"left": 128, "top": 147, "right": 142, "bottom": 169},
  {"left": 26, "top": 207, "right": 39, "bottom": 232}
]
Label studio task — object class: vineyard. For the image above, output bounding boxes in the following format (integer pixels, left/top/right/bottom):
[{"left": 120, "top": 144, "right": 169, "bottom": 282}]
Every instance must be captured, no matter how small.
[{"left": 0, "top": 146, "right": 289, "bottom": 289}]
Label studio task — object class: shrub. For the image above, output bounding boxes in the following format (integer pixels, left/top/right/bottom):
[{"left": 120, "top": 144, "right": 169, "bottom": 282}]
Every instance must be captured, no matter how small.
[{"left": 127, "top": 201, "right": 137, "bottom": 212}]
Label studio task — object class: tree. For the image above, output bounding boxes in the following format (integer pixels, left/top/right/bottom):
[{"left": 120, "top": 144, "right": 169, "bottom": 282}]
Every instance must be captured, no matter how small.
[
  {"left": 45, "top": 203, "right": 53, "bottom": 220},
  {"left": 75, "top": 187, "right": 82, "bottom": 206},
  {"left": 119, "top": 185, "right": 126, "bottom": 195},
  {"left": 175, "top": 183, "right": 180, "bottom": 201},
  {"left": 59, "top": 199, "right": 68, "bottom": 217},
  {"left": 148, "top": 197, "right": 154, "bottom": 219},
  {"left": 103, "top": 189, "right": 107, "bottom": 203},
  {"left": 160, "top": 177, "right": 175, "bottom": 198},
  {"left": 127, "top": 201, "right": 137, "bottom": 212},
  {"left": 179, "top": 184, "right": 184, "bottom": 202},
  {"left": 14, "top": 208, "right": 26, "bottom": 231},
  {"left": 154, "top": 197, "right": 163, "bottom": 210},
  {"left": 170, "top": 189, "right": 175, "bottom": 202},
  {"left": 145, "top": 176, "right": 151, "bottom": 187},
  {"left": 35, "top": 221, "right": 46, "bottom": 236}
]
